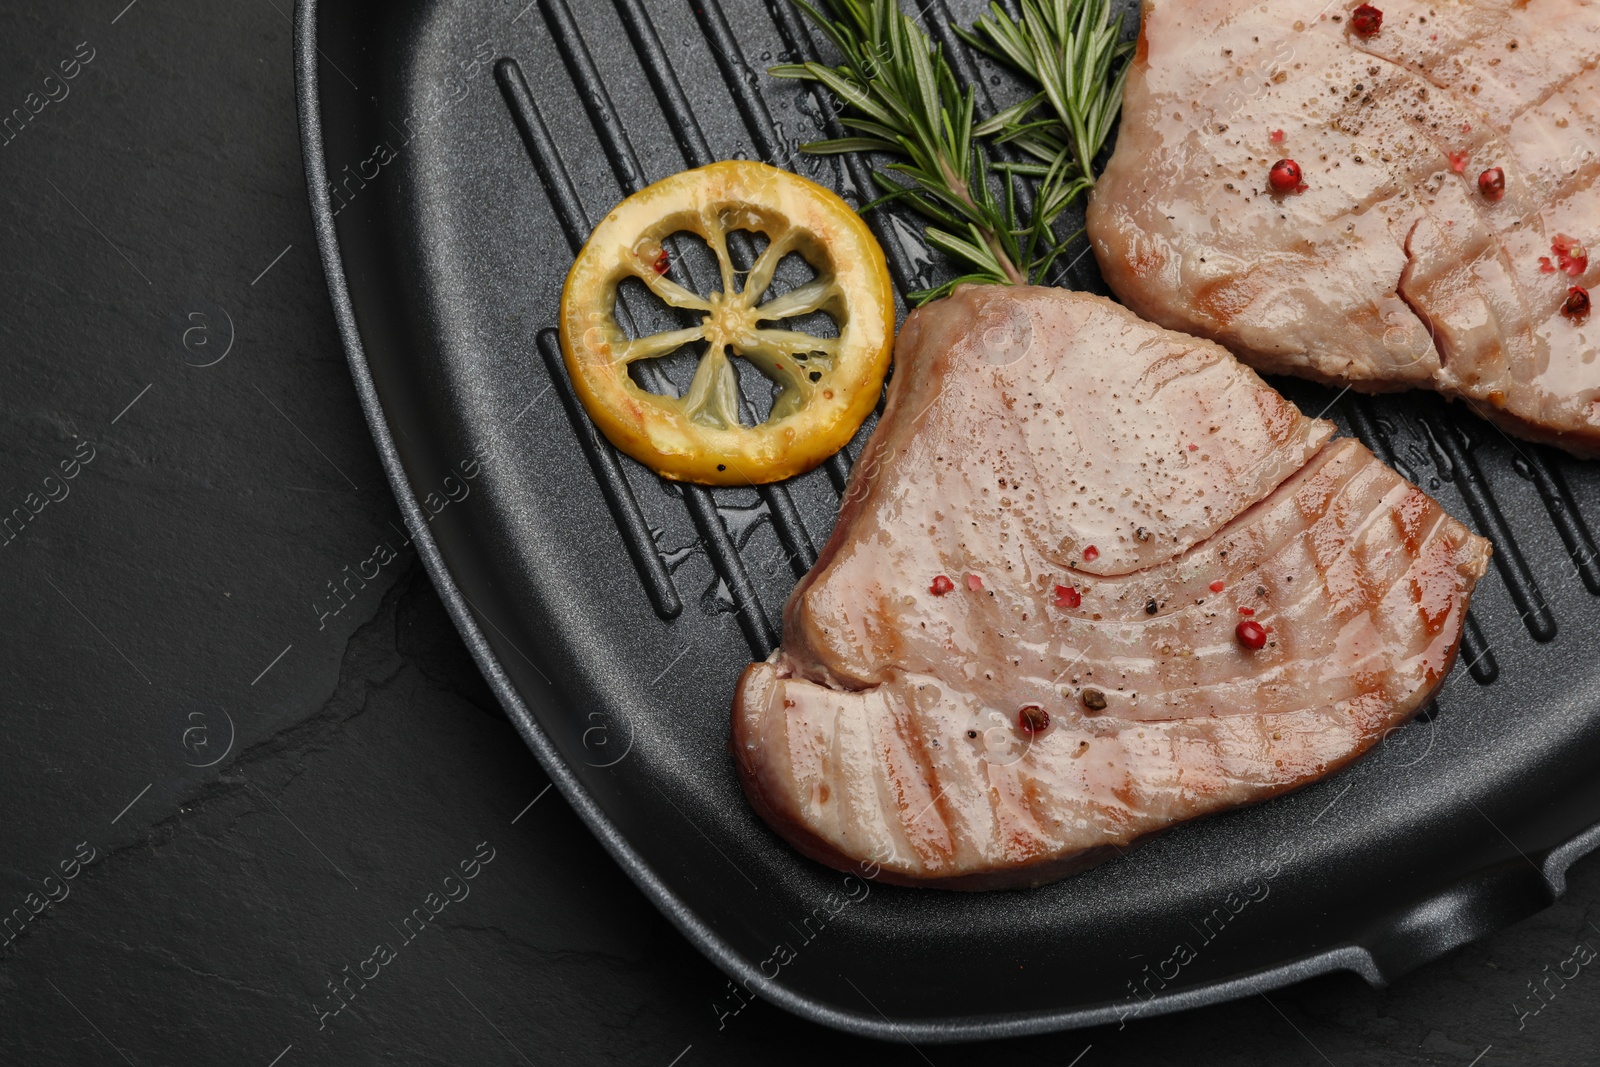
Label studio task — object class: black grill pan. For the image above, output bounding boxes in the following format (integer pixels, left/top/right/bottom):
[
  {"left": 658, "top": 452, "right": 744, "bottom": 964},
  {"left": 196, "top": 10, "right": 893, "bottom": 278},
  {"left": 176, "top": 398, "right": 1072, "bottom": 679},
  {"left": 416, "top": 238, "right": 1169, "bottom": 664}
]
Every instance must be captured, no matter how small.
[{"left": 296, "top": 0, "right": 1600, "bottom": 1041}]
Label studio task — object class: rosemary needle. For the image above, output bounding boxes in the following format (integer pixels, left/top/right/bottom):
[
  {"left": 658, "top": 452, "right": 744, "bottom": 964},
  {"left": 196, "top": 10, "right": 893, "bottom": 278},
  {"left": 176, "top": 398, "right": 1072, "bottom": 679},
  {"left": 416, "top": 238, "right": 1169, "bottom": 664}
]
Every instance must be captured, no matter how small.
[
  {"left": 772, "top": 0, "right": 1077, "bottom": 303},
  {"left": 960, "top": 0, "right": 1135, "bottom": 186}
]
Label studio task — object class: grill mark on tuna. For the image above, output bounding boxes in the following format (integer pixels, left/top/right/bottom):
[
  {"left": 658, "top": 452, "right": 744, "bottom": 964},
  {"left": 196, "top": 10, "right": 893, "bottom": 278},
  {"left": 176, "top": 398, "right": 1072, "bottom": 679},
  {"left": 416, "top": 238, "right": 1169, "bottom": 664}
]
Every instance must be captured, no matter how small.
[
  {"left": 1349, "top": 18, "right": 1599, "bottom": 127},
  {"left": 889, "top": 690, "right": 956, "bottom": 868},
  {"left": 1331, "top": 38, "right": 1550, "bottom": 388},
  {"left": 1399, "top": 125, "right": 1542, "bottom": 365},
  {"left": 1507, "top": 56, "right": 1600, "bottom": 124}
]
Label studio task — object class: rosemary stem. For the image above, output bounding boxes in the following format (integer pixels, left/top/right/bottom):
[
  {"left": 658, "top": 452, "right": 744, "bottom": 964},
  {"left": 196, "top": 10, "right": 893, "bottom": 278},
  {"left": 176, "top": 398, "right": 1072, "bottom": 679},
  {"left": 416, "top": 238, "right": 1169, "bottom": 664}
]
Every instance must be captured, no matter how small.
[
  {"left": 938, "top": 155, "right": 1027, "bottom": 286},
  {"left": 993, "top": 242, "right": 1028, "bottom": 287}
]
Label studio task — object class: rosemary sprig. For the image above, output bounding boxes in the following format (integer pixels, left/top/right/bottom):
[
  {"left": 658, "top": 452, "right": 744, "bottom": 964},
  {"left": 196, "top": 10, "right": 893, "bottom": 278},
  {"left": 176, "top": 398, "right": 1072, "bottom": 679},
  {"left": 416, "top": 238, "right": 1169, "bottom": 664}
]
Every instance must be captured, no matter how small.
[
  {"left": 959, "top": 0, "right": 1134, "bottom": 186},
  {"left": 771, "top": 0, "right": 1074, "bottom": 302}
]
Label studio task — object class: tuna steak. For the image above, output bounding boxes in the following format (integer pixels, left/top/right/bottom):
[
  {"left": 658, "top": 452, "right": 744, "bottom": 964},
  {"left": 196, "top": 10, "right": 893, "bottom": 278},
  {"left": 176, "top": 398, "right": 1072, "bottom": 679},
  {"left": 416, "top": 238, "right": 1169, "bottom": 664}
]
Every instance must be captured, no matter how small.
[
  {"left": 733, "top": 286, "right": 1490, "bottom": 889},
  {"left": 1088, "top": 0, "right": 1600, "bottom": 455}
]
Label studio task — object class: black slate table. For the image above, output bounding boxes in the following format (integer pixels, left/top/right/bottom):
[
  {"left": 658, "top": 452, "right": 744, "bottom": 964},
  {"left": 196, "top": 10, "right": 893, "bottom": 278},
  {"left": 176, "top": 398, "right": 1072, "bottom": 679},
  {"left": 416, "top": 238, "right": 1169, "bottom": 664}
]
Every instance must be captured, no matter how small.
[{"left": 2, "top": 2, "right": 1598, "bottom": 1065}]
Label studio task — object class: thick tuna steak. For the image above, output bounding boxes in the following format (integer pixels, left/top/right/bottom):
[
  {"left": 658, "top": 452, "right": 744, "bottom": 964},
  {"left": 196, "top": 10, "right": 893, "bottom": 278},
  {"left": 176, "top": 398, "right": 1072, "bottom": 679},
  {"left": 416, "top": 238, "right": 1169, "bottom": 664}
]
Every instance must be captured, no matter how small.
[
  {"left": 733, "top": 287, "right": 1490, "bottom": 889},
  {"left": 1088, "top": 0, "right": 1600, "bottom": 455}
]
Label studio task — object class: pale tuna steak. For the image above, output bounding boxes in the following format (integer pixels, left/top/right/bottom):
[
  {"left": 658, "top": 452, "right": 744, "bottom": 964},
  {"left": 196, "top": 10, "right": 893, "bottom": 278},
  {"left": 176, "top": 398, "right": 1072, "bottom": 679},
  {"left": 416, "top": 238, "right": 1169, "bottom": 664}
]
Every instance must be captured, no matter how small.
[
  {"left": 1087, "top": 0, "right": 1600, "bottom": 455},
  {"left": 733, "top": 287, "right": 1490, "bottom": 889}
]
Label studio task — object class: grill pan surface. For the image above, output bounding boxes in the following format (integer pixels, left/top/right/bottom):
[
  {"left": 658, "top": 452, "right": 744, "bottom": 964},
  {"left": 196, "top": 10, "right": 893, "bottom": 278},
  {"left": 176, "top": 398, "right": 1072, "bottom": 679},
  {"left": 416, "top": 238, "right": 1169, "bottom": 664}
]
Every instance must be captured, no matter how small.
[{"left": 297, "top": 0, "right": 1600, "bottom": 1040}]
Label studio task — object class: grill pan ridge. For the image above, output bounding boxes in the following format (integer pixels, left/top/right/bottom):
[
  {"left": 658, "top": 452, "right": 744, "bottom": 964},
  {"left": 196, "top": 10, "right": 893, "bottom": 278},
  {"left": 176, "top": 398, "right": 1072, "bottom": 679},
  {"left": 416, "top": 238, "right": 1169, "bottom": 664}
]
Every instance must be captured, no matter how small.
[{"left": 298, "top": 0, "right": 1600, "bottom": 1040}]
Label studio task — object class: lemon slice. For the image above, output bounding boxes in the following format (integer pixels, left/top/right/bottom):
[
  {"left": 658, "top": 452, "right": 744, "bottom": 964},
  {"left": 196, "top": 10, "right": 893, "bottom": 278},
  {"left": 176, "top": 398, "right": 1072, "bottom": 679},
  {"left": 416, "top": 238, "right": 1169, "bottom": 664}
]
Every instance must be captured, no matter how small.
[{"left": 559, "top": 161, "right": 893, "bottom": 485}]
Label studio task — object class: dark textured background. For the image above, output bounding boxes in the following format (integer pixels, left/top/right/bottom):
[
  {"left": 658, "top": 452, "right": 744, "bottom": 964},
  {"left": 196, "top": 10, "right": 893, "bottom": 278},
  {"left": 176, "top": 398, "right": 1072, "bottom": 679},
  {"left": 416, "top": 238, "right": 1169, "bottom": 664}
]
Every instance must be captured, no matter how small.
[{"left": 2, "top": 1, "right": 1598, "bottom": 1064}]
